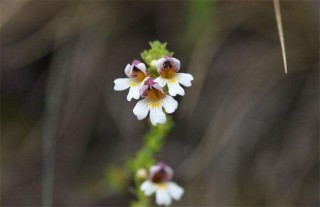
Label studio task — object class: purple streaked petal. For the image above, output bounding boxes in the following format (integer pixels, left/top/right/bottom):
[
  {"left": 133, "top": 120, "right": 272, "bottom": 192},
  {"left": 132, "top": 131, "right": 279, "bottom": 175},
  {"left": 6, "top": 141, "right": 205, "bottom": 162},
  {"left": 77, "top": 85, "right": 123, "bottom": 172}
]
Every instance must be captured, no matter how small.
[
  {"left": 170, "top": 57, "right": 181, "bottom": 72},
  {"left": 149, "top": 162, "right": 174, "bottom": 182},
  {"left": 156, "top": 57, "right": 166, "bottom": 73},
  {"left": 135, "top": 62, "right": 147, "bottom": 74},
  {"left": 140, "top": 85, "right": 149, "bottom": 98},
  {"left": 132, "top": 59, "right": 141, "bottom": 65},
  {"left": 152, "top": 82, "right": 164, "bottom": 94}
]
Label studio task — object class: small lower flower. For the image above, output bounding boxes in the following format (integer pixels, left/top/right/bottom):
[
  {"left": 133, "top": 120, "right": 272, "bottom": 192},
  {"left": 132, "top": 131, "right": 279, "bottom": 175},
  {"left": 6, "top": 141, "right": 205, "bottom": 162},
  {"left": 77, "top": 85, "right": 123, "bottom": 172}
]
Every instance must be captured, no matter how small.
[
  {"left": 154, "top": 56, "right": 193, "bottom": 96},
  {"left": 133, "top": 78, "right": 177, "bottom": 126},
  {"left": 140, "top": 162, "right": 184, "bottom": 206},
  {"left": 114, "top": 60, "right": 148, "bottom": 101}
]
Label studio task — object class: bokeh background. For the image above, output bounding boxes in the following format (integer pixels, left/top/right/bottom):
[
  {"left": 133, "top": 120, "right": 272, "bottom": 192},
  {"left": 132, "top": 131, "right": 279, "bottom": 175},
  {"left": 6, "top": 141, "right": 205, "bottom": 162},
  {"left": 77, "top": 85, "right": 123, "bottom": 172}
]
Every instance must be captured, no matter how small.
[{"left": 1, "top": 0, "right": 319, "bottom": 206}]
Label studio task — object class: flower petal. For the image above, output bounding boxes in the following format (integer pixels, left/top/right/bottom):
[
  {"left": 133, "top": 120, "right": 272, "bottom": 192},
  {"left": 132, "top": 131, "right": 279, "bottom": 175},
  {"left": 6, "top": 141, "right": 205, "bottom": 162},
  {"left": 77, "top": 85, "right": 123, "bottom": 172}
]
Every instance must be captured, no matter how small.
[
  {"left": 135, "top": 63, "right": 147, "bottom": 74},
  {"left": 171, "top": 57, "right": 181, "bottom": 72},
  {"left": 155, "top": 57, "right": 181, "bottom": 73},
  {"left": 149, "top": 107, "right": 166, "bottom": 126},
  {"left": 141, "top": 180, "right": 156, "bottom": 196},
  {"left": 167, "top": 182, "right": 184, "bottom": 201},
  {"left": 154, "top": 77, "right": 167, "bottom": 87},
  {"left": 155, "top": 57, "right": 166, "bottom": 73},
  {"left": 167, "top": 82, "right": 185, "bottom": 96},
  {"left": 124, "top": 64, "right": 131, "bottom": 77},
  {"left": 176, "top": 73, "right": 193, "bottom": 87},
  {"left": 162, "top": 95, "right": 178, "bottom": 114},
  {"left": 156, "top": 189, "right": 172, "bottom": 206},
  {"left": 133, "top": 99, "right": 149, "bottom": 120},
  {"left": 150, "top": 165, "right": 162, "bottom": 176},
  {"left": 140, "top": 84, "right": 149, "bottom": 98},
  {"left": 127, "top": 85, "right": 141, "bottom": 101},
  {"left": 153, "top": 82, "right": 165, "bottom": 94},
  {"left": 114, "top": 78, "right": 131, "bottom": 91}
]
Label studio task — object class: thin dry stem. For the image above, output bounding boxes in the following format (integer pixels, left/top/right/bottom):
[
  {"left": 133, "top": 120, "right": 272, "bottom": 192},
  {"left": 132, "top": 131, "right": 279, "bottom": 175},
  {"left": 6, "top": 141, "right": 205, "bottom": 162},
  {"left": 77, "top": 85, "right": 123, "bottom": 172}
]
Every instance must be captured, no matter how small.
[{"left": 273, "top": 0, "right": 288, "bottom": 74}]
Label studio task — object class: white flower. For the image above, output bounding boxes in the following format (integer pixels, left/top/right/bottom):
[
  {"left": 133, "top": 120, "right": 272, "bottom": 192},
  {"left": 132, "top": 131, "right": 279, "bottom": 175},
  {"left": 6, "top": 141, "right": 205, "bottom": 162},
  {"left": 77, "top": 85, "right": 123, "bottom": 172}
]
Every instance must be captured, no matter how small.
[
  {"left": 154, "top": 56, "right": 193, "bottom": 96},
  {"left": 140, "top": 162, "right": 184, "bottom": 206},
  {"left": 133, "top": 78, "right": 178, "bottom": 126},
  {"left": 114, "top": 60, "right": 148, "bottom": 101}
]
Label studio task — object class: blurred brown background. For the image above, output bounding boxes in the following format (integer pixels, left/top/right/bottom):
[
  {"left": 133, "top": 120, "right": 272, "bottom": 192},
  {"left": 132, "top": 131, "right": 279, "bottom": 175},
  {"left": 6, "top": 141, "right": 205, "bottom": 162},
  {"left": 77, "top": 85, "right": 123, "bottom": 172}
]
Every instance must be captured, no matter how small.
[{"left": 1, "top": 0, "right": 319, "bottom": 206}]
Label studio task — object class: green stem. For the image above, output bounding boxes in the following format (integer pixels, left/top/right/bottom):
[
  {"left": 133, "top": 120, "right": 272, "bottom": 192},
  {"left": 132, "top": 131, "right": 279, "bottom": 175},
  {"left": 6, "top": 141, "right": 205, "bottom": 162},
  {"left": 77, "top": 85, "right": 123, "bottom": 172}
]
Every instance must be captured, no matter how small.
[{"left": 126, "top": 116, "right": 174, "bottom": 207}]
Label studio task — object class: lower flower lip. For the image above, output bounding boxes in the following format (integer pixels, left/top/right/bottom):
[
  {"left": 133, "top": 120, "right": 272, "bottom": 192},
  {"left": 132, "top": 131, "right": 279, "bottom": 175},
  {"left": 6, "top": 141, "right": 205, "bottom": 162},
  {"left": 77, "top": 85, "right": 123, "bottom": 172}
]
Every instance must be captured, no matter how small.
[
  {"left": 160, "top": 67, "right": 176, "bottom": 79},
  {"left": 147, "top": 89, "right": 165, "bottom": 101},
  {"left": 153, "top": 182, "right": 168, "bottom": 189}
]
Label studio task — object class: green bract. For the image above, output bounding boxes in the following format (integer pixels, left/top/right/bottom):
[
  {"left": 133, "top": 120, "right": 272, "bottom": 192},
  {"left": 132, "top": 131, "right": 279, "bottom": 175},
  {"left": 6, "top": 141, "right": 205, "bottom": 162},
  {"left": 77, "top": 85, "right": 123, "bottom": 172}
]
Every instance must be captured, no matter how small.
[{"left": 141, "top": 41, "right": 174, "bottom": 77}]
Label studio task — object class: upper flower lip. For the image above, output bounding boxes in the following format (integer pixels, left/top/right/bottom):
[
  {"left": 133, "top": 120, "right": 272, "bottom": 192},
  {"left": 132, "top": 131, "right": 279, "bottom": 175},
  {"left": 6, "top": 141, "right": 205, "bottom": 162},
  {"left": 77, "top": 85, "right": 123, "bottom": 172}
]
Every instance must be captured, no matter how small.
[
  {"left": 155, "top": 56, "right": 181, "bottom": 74},
  {"left": 132, "top": 59, "right": 141, "bottom": 65},
  {"left": 140, "top": 77, "right": 164, "bottom": 98},
  {"left": 150, "top": 162, "right": 174, "bottom": 183},
  {"left": 124, "top": 60, "right": 147, "bottom": 78}
]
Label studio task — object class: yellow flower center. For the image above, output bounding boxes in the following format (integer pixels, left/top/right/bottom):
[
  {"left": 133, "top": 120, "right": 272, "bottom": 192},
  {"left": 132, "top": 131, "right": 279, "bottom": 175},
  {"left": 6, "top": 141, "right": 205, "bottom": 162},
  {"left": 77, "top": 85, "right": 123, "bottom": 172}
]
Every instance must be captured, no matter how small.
[
  {"left": 160, "top": 68, "right": 176, "bottom": 79},
  {"left": 130, "top": 81, "right": 138, "bottom": 87},
  {"left": 136, "top": 71, "right": 147, "bottom": 82},
  {"left": 154, "top": 182, "right": 168, "bottom": 190},
  {"left": 147, "top": 89, "right": 165, "bottom": 101},
  {"left": 148, "top": 100, "right": 162, "bottom": 109}
]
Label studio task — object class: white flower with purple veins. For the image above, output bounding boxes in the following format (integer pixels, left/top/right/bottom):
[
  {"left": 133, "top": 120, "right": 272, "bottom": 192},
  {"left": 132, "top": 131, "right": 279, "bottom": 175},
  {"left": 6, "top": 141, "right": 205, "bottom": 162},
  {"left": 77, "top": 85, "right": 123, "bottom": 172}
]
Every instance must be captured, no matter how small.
[
  {"left": 141, "top": 162, "right": 184, "bottom": 206},
  {"left": 133, "top": 78, "right": 178, "bottom": 126},
  {"left": 114, "top": 60, "right": 148, "bottom": 101},
  {"left": 154, "top": 56, "right": 194, "bottom": 96}
]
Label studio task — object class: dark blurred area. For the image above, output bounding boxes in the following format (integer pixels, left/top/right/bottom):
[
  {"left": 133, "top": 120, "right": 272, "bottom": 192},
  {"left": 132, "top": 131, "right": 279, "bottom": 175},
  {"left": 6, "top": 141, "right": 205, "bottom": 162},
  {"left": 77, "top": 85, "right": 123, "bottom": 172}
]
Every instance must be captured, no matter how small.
[{"left": 1, "top": 1, "right": 319, "bottom": 206}]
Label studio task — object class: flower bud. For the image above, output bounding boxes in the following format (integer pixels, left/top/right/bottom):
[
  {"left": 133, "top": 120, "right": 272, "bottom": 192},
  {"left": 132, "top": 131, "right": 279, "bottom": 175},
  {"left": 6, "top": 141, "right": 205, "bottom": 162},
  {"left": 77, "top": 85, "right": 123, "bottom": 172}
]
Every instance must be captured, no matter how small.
[{"left": 136, "top": 168, "right": 148, "bottom": 180}]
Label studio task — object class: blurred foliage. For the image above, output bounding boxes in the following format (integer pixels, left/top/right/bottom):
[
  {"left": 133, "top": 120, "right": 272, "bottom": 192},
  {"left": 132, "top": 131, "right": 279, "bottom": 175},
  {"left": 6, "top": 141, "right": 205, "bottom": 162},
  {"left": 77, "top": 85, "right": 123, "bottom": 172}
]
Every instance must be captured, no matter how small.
[
  {"left": 187, "top": 0, "right": 216, "bottom": 32},
  {"left": 126, "top": 116, "right": 174, "bottom": 173},
  {"left": 183, "top": 1, "right": 217, "bottom": 45},
  {"left": 106, "top": 165, "right": 130, "bottom": 194}
]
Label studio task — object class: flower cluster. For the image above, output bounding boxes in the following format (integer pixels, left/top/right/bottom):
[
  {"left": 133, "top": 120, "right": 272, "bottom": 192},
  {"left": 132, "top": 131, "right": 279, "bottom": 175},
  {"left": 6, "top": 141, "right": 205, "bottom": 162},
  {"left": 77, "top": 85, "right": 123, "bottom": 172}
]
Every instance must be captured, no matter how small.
[
  {"left": 114, "top": 56, "right": 193, "bottom": 126},
  {"left": 140, "top": 162, "right": 184, "bottom": 206}
]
